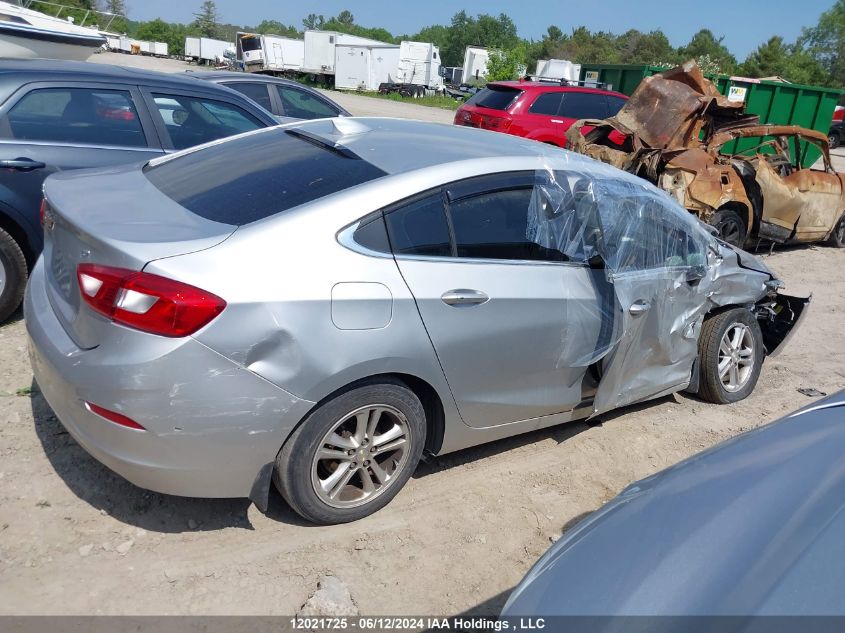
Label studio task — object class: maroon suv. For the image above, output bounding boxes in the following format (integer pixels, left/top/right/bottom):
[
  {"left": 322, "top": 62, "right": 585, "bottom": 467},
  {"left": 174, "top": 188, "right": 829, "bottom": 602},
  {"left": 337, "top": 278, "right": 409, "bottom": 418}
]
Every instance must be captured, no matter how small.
[{"left": 454, "top": 80, "right": 627, "bottom": 146}]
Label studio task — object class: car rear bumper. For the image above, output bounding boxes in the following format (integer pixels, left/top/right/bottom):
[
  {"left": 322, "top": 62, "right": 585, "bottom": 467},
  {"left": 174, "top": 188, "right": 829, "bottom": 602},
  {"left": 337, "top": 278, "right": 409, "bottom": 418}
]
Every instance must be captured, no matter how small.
[{"left": 25, "top": 258, "right": 314, "bottom": 499}]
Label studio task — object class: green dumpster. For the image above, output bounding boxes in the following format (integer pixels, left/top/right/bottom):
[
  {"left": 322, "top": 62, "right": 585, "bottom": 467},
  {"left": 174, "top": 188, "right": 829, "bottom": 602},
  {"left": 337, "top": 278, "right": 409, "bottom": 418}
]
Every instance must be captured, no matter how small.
[{"left": 579, "top": 64, "right": 843, "bottom": 167}]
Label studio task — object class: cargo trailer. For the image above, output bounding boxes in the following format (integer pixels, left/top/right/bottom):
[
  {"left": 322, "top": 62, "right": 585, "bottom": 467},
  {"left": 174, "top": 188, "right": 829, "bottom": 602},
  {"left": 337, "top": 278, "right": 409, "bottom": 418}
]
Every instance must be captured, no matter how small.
[
  {"left": 153, "top": 41, "right": 168, "bottom": 57},
  {"left": 462, "top": 46, "right": 489, "bottom": 83},
  {"left": 534, "top": 59, "right": 581, "bottom": 82},
  {"left": 302, "top": 29, "right": 392, "bottom": 77},
  {"left": 184, "top": 36, "right": 231, "bottom": 64},
  {"left": 335, "top": 43, "right": 400, "bottom": 91},
  {"left": 395, "top": 40, "right": 442, "bottom": 88},
  {"left": 236, "top": 32, "right": 304, "bottom": 74}
]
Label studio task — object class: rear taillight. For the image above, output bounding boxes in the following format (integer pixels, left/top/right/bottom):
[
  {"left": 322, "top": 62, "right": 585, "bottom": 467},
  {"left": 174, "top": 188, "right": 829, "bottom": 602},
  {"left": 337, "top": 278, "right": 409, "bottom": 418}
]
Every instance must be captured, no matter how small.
[
  {"left": 76, "top": 263, "right": 226, "bottom": 337},
  {"left": 39, "top": 199, "right": 47, "bottom": 226},
  {"left": 85, "top": 402, "right": 146, "bottom": 431},
  {"left": 479, "top": 114, "right": 511, "bottom": 131}
]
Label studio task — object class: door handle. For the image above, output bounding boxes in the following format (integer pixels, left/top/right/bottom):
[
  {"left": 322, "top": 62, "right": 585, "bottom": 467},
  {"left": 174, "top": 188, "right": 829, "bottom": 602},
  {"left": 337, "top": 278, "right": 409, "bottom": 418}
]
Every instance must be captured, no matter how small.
[
  {"left": 441, "top": 289, "right": 489, "bottom": 306},
  {"left": 629, "top": 300, "right": 651, "bottom": 316},
  {"left": 551, "top": 119, "right": 564, "bottom": 124},
  {"left": 0, "top": 158, "right": 46, "bottom": 171}
]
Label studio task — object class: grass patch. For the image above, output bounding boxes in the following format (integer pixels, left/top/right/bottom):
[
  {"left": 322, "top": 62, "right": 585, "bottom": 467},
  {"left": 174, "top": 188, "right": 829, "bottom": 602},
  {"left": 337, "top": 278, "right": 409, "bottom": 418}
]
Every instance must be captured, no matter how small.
[{"left": 360, "top": 90, "right": 462, "bottom": 110}]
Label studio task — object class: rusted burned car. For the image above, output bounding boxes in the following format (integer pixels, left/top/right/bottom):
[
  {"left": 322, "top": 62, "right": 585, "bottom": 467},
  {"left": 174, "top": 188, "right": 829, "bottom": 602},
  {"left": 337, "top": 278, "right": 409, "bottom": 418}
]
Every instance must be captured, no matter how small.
[{"left": 566, "top": 61, "right": 845, "bottom": 248}]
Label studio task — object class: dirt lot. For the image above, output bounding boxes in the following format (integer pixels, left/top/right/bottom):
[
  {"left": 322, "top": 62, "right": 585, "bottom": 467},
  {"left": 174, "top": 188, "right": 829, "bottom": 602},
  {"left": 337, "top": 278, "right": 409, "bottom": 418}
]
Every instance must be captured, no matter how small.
[{"left": 0, "top": 54, "right": 844, "bottom": 617}]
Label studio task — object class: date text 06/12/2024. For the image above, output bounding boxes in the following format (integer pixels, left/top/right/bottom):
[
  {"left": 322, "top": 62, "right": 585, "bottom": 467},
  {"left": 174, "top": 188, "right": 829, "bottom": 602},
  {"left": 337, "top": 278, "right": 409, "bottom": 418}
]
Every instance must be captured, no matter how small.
[{"left": 289, "top": 616, "right": 547, "bottom": 631}]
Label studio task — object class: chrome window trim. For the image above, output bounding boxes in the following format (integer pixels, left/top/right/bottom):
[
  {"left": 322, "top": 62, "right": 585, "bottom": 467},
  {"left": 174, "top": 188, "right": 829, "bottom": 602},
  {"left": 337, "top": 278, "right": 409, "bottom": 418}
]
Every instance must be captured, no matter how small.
[
  {"left": 0, "top": 139, "right": 162, "bottom": 152},
  {"left": 336, "top": 220, "right": 393, "bottom": 259}
]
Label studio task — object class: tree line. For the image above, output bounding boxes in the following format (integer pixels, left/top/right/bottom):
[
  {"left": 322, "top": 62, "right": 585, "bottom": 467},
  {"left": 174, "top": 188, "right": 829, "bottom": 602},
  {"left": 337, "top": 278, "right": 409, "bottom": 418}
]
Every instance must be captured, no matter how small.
[{"left": 29, "top": 0, "right": 845, "bottom": 88}]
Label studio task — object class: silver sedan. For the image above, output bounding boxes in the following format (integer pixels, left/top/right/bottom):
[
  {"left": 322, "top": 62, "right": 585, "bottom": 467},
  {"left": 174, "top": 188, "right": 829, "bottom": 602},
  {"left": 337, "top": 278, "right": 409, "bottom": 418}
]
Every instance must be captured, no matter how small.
[{"left": 25, "top": 118, "right": 807, "bottom": 524}]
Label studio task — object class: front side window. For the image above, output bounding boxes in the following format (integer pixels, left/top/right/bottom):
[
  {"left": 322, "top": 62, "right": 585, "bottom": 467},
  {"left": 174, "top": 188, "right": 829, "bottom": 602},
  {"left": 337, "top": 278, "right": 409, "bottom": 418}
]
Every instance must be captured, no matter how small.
[
  {"left": 224, "top": 82, "right": 273, "bottom": 112},
  {"left": 4, "top": 87, "right": 145, "bottom": 147},
  {"left": 276, "top": 87, "right": 339, "bottom": 119},
  {"left": 151, "top": 93, "right": 263, "bottom": 150}
]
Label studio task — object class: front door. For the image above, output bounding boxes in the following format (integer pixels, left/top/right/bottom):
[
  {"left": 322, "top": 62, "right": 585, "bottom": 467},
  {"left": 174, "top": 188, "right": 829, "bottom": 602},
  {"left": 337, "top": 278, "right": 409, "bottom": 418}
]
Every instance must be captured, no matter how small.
[{"left": 0, "top": 82, "right": 163, "bottom": 253}]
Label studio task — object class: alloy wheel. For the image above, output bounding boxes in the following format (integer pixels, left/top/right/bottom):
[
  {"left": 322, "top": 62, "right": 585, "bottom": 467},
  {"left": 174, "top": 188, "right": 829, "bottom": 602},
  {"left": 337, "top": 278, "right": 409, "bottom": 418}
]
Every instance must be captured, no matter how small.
[
  {"left": 311, "top": 404, "right": 412, "bottom": 509},
  {"left": 718, "top": 218, "right": 743, "bottom": 245},
  {"left": 718, "top": 324, "right": 755, "bottom": 393}
]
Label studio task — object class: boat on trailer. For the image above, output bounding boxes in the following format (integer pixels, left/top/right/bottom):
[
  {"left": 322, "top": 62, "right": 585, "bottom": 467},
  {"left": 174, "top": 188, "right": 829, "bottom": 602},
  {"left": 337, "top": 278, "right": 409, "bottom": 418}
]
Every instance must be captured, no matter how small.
[{"left": 0, "top": 1, "right": 106, "bottom": 61}]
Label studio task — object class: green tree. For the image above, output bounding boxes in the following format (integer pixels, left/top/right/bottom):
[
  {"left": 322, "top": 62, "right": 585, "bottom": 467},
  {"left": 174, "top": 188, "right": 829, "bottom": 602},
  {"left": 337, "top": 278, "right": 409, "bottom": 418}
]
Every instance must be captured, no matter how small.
[
  {"left": 336, "top": 10, "right": 354, "bottom": 26},
  {"left": 549, "top": 26, "right": 619, "bottom": 64},
  {"left": 485, "top": 45, "right": 527, "bottom": 81},
  {"left": 440, "top": 11, "right": 520, "bottom": 67},
  {"left": 677, "top": 29, "right": 736, "bottom": 73},
  {"left": 617, "top": 29, "right": 676, "bottom": 64},
  {"left": 738, "top": 36, "right": 826, "bottom": 85},
  {"left": 303, "top": 13, "right": 324, "bottom": 30},
  {"left": 254, "top": 19, "right": 299, "bottom": 38},
  {"left": 192, "top": 0, "right": 219, "bottom": 38},
  {"left": 799, "top": 0, "right": 845, "bottom": 87}
]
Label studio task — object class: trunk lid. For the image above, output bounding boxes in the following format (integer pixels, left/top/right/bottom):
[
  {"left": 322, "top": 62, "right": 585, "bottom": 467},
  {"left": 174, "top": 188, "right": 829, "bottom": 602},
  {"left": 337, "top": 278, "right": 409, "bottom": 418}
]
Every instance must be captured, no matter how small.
[{"left": 42, "top": 162, "right": 236, "bottom": 350}]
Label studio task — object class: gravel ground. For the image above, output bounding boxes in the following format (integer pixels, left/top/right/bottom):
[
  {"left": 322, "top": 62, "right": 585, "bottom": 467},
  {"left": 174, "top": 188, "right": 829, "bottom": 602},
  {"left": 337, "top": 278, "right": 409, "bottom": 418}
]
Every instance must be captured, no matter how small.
[{"left": 1, "top": 53, "right": 843, "bottom": 617}]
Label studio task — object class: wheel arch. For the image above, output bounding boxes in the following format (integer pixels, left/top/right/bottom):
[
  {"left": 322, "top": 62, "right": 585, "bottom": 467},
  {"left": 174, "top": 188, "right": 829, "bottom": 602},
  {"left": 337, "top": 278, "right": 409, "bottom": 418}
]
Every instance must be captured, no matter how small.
[{"left": 0, "top": 206, "right": 36, "bottom": 269}]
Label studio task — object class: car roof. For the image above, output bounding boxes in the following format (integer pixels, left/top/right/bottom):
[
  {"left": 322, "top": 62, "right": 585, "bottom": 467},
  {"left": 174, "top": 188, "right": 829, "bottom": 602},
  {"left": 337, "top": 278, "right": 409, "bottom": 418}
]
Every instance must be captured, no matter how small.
[
  {"left": 186, "top": 70, "right": 301, "bottom": 87},
  {"left": 252, "top": 116, "right": 591, "bottom": 175},
  {"left": 0, "top": 58, "right": 230, "bottom": 91},
  {"left": 489, "top": 80, "right": 627, "bottom": 99}
]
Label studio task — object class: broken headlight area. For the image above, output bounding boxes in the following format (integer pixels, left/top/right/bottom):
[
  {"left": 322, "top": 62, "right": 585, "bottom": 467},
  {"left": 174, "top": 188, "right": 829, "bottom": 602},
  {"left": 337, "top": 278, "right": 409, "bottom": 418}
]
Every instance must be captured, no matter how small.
[{"left": 755, "top": 291, "right": 811, "bottom": 357}]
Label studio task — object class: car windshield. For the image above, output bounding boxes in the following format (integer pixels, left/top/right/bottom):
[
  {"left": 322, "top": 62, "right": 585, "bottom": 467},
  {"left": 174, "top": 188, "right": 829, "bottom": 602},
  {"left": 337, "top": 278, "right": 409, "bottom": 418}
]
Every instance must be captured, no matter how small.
[
  {"left": 144, "top": 128, "right": 387, "bottom": 225},
  {"left": 467, "top": 86, "right": 522, "bottom": 110}
]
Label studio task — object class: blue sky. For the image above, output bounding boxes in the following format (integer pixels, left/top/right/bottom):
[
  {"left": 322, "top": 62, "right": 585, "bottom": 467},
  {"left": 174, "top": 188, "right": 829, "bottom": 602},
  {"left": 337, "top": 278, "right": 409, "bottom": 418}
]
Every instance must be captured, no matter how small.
[{"left": 128, "top": 0, "right": 834, "bottom": 60}]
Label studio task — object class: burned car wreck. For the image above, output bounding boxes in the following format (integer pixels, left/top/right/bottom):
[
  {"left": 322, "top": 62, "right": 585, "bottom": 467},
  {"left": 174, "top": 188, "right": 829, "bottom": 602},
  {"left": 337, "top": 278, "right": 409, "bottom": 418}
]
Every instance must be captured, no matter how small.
[{"left": 566, "top": 61, "right": 845, "bottom": 248}]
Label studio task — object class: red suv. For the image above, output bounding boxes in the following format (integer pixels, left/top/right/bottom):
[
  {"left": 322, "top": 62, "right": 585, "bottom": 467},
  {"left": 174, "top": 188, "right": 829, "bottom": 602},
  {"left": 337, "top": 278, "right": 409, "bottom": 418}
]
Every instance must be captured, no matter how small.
[{"left": 454, "top": 80, "right": 627, "bottom": 146}]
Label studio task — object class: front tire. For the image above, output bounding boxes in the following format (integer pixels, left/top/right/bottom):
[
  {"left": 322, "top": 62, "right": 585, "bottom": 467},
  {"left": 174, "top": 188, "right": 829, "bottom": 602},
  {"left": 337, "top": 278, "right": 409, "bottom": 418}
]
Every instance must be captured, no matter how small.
[
  {"left": 697, "top": 308, "right": 764, "bottom": 404},
  {"left": 829, "top": 130, "right": 841, "bottom": 150},
  {"left": 0, "top": 227, "right": 27, "bottom": 323},
  {"left": 711, "top": 208, "right": 747, "bottom": 247},
  {"left": 274, "top": 381, "right": 426, "bottom": 524}
]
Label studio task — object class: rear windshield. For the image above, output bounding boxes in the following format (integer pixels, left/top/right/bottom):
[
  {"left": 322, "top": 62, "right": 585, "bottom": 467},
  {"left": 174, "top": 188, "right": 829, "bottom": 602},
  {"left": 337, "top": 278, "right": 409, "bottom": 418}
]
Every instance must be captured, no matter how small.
[
  {"left": 144, "top": 128, "right": 387, "bottom": 225},
  {"left": 467, "top": 86, "right": 522, "bottom": 110}
]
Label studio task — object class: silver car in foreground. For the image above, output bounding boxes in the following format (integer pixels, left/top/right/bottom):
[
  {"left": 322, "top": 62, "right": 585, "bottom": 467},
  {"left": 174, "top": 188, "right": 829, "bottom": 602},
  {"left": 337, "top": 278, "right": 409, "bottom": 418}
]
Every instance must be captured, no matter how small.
[
  {"left": 502, "top": 390, "right": 845, "bottom": 617},
  {"left": 26, "top": 118, "right": 807, "bottom": 524}
]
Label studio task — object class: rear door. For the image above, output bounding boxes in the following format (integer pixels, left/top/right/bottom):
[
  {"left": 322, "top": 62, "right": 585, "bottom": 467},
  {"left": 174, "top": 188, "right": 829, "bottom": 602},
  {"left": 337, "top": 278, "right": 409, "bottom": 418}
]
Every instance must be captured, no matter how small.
[
  {"left": 0, "top": 81, "right": 163, "bottom": 253},
  {"left": 518, "top": 90, "right": 566, "bottom": 143},
  {"left": 388, "top": 172, "right": 605, "bottom": 428}
]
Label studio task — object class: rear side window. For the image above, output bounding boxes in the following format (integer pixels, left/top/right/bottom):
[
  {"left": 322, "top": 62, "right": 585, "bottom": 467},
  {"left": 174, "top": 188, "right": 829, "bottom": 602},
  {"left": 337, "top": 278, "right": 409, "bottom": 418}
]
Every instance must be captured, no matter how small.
[
  {"left": 528, "top": 92, "right": 563, "bottom": 116},
  {"left": 450, "top": 188, "right": 567, "bottom": 262},
  {"left": 607, "top": 95, "right": 626, "bottom": 116},
  {"left": 150, "top": 93, "right": 264, "bottom": 150},
  {"left": 277, "top": 87, "right": 339, "bottom": 119},
  {"left": 560, "top": 92, "right": 608, "bottom": 120},
  {"left": 4, "top": 87, "right": 146, "bottom": 147},
  {"left": 467, "top": 86, "right": 521, "bottom": 111},
  {"left": 385, "top": 194, "right": 451, "bottom": 257},
  {"left": 224, "top": 82, "right": 273, "bottom": 112},
  {"left": 144, "top": 128, "right": 387, "bottom": 225}
]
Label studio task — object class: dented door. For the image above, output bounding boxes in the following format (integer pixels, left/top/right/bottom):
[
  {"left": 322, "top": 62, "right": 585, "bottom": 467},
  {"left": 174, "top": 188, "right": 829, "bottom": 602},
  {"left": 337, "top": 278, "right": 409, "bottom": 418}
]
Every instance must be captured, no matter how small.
[{"left": 756, "top": 159, "right": 842, "bottom": 242}]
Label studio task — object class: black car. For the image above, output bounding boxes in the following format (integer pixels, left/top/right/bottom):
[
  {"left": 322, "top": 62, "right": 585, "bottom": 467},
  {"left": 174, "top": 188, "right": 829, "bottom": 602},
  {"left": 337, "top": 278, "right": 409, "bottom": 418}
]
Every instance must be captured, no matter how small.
[
  {"left": 0, "top": 59, "right": 279, "bottom": 322},
  {"left": 188, "top": 71, "right": 350, "bottom": 122}
]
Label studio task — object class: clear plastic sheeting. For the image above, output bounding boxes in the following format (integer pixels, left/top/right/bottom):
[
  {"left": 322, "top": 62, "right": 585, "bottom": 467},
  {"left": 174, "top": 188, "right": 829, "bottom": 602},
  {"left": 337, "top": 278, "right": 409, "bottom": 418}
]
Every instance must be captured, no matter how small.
[{"left": 524, "top": 165, "right": 772, "bottom": 415}]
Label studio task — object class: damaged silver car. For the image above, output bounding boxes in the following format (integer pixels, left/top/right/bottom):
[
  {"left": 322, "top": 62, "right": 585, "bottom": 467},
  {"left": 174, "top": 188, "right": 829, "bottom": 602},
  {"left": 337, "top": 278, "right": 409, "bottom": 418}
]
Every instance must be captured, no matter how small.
[{"left": 26, "top": 118, "right": 808, "bottom": 524}]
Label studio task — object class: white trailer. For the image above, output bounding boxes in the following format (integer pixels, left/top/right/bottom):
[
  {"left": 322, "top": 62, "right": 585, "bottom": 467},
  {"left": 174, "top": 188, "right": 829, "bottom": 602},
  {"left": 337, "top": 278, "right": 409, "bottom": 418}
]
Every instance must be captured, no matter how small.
[
  {"left": 302, "top": 30, "right": 392, "bottom": 76},
  {"left": 335, "top": 44, "right": 400, "bottom": 91},
  {"left": 236, "top": 32, "right": 304, "bottom": 73},
  {"left": 105, "top": 35, "right": 121, "bottom": 51},
  {"left": 153, "top": 41, "right": 168, "bottom": 57},
  {"left": 395, "top": 40, "right": 442, "bottom": 88},
  {"left": 534, "top": 59, "right": 581, "bottom": 82},
  {"left": 462, "top": 46, "right": 489, "bottom": 83},
  {"left": 184, "top": 36, "right": 231, "bottom": 64},
  {"left": 138, "top": 40, "right": 152, "bottom": 55}
]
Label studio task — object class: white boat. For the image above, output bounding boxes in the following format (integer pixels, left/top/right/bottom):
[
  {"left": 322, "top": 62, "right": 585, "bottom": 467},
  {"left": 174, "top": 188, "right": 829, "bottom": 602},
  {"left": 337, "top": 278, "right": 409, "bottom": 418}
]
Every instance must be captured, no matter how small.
[{"left": 0, "top": 1, "right": 106, "bottom": 61}]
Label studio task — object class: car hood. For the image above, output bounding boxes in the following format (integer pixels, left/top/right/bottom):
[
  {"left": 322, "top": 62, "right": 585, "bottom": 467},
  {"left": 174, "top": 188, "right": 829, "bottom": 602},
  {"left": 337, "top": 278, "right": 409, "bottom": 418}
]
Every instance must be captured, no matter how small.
[{"left": 502, "top": 391, "right": 845, "bottom": 616}]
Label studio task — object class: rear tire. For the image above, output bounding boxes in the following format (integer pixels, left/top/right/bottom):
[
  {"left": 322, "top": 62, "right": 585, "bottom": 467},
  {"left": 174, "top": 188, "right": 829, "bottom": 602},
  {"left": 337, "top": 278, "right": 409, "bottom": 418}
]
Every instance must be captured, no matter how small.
[
  {"left": 274, "top": 381, "right": 426, "bottom": 525},
  {"left": 0, "top": 228, "right": 27, "bottom": 323},
  {"left": 711, "top": 208, "right": 747, "bottom": 247},
  {"left": 826, "top": 214, "right": 845, "bottom": 248},
  {"left": 829, "top": 130, "right": 841, "bottom": 149},
  {"left": 697, "top": 308, "right": 764, "bottom": 404}
]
